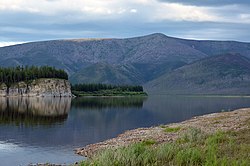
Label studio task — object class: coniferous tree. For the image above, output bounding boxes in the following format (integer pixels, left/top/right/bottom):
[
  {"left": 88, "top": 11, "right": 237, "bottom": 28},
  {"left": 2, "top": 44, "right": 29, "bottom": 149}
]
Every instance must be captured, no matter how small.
[
  {"left": 0, "top": 66, "right": 68, "bottom": 86},
  {"left": 71, "top": 83, "right": 144, "bottom": 92}
]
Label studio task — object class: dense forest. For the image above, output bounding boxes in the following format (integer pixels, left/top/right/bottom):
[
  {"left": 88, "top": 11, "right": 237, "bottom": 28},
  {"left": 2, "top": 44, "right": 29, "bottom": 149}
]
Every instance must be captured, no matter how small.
[
  {"left": 72, "top": 83, "right": 144, "bottom": 92},
  {"left": 0, "top": 66, "right": 68, "bottom": 86}
]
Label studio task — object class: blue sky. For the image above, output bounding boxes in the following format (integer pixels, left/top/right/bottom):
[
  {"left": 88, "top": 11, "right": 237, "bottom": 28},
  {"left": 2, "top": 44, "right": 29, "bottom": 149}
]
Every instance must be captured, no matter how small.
[{"left": 0, "top": 0, "right": 250, "bottom": 47}]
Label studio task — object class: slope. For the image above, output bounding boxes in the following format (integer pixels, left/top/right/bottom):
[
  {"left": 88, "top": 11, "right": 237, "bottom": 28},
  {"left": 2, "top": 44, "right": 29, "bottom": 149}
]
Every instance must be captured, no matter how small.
[
  {"left": 70, "top": 63, "right": 145, "bottom": 85},
  {"left": 1, "top": 33, "right": 250, "bottom": 86},
  {"left": 145, "top": 54, "right": 250, "bottom": 95},
  {"left": 0, "top": 33, "right": 209, "bottom": 84}
]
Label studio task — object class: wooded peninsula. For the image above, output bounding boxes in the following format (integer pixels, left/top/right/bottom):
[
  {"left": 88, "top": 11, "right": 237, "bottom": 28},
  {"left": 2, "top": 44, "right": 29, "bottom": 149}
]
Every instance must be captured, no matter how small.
[
  {"left": 72, "top": 83, "right": 147, "bottom": 96},
  {"left": 0, "top": 66, "right": 68, "bottom": 87},
  {"left": 0, "top": 66, "right": 147, "bottom": 96}
]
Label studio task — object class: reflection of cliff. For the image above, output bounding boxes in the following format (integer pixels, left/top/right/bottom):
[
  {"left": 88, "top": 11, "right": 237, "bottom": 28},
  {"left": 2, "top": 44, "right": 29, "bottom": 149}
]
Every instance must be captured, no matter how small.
[
  {"left": 0, "top": 97, "right": 71, "bottom": 125},
  {"left": 72, "top": 97, "right": 147, "bottom": 109}
]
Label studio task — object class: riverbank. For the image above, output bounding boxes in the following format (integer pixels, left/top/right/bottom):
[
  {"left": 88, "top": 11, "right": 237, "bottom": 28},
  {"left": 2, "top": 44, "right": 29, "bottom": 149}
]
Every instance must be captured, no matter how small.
[{"left": 76, "top": 108, "right": 250, "bottom": 165}]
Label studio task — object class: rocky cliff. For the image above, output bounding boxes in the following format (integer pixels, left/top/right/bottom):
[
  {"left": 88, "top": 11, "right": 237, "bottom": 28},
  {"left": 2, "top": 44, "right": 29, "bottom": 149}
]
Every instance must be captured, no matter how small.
[{"left": 0, "top": 78, "right": 72, "bottom": 97}]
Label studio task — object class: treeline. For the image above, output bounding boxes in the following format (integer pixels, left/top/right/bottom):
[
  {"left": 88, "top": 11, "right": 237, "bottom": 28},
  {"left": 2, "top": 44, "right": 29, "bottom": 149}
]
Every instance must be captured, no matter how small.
[
  {"left": 72, "top": 83, "right": 144, "bottom": 92},
  {"left": 0, "top": 66, "right": 68, "bottom": 86}
]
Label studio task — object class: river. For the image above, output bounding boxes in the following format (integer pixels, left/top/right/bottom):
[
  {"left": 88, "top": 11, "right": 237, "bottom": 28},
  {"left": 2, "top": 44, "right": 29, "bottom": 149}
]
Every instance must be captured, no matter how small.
[{"left": 1, "top": 95, "right": 250, "bottom": 165}]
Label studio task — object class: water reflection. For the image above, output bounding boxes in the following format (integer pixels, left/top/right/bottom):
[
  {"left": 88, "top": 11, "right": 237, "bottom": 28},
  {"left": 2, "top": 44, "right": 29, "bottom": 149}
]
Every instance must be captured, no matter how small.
[
  {"left": 1, "top": 95, "right": 250, "bottom": 165},
  {"left": 0, "top": 97, "right": 71, "bottom": 125},
  {"left": 72, "top": 97, "right": 147, "bottom": 109}
]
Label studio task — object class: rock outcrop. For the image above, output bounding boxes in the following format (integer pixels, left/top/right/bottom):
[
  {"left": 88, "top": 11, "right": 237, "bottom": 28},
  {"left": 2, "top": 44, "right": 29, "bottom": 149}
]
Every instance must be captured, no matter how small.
[{"left": 0, "top": 78, "right": 72, "bottom": 97}]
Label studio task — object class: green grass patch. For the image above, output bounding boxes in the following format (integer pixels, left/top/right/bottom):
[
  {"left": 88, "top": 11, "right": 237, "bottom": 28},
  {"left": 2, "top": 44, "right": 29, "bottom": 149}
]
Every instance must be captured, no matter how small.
[
  {"left": 177, "top": 128, "right": 206, "bottom": 144},
  {"left": 164, "top": 126, "right": 181, "bottom": 133},
  {"left": 141, "top": 139, "right": 156, "bottom": 146},
  {"left": 80, "top": 126, "right": 250, "bottom": 166}
]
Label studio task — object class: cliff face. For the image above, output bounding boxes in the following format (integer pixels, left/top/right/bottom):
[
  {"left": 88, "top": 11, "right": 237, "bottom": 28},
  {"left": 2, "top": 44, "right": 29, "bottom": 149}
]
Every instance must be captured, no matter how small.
[{"left": 0, "top": 78, "right": 72, "bottom": 97}]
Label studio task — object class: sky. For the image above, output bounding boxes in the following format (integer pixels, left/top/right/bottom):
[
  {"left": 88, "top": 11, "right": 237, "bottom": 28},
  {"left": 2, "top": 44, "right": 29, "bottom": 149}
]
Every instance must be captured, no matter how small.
[{"left": 0, "top": 0, "right": 250, "bottom": 47}]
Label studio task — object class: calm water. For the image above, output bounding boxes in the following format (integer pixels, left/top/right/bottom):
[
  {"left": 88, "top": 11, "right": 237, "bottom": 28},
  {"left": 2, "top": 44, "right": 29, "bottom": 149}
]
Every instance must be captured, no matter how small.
[{"left": 1, "top": 95, "right": 250, "bottom": 165}]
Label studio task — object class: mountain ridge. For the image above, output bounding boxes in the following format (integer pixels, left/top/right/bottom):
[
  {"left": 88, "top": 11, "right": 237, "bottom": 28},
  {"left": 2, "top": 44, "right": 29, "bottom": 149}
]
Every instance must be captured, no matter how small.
[{"left": 1, "top": 33, "right": 250, "bottom": 94}]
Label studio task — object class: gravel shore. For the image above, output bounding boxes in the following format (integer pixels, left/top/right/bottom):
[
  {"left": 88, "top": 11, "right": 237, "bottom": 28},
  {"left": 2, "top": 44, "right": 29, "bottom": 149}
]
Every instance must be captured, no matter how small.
[{"left": 75, "top": 108, "right": 250, "bottom": 158}]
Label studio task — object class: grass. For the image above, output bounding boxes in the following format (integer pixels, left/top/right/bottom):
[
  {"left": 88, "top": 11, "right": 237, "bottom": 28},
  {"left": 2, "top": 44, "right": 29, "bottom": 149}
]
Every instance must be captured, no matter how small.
[
  {"left": 141, "top": 139, "right": 156, "bottom": 146},
  {"left": 80, "top": 123, "right": 250, "bottom": 166},
  {"left": 162, "top": 126, "right": 181, "bottom": 133}
]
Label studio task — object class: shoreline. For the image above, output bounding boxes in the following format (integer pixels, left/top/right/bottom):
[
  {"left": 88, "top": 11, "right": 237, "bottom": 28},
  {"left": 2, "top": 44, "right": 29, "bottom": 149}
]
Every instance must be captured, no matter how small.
[
  {"left": 144, "top": 94, "right": 250, "bottom": 98},
  {"left": 75, "top": 108, "right": 250, "bottom": 158}
]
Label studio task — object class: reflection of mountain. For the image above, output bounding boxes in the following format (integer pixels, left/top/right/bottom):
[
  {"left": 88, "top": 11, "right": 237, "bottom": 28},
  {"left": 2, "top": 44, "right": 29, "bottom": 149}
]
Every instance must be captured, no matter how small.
[
  {"left": 72, "top": 97, "right": 147, "bottom": 109},
  {"left": 0, "top": 97, "right": 71, "bottom": 125}
]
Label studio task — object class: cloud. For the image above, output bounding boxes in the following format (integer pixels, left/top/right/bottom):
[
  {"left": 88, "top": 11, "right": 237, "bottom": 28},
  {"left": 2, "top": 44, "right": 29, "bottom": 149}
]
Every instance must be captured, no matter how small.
[
  {"left": 151, "top": 3, "right": 218, "bottom": 22},
  {"left": 0, "top": 0, "right": 138, "bottom": 16},
  {"left": 0, "top": 42, "right": 25, "bottom": 47},
  {"left": 1, "top": 0, "right": 249, "bottom": 23},
  {"left": 130, "top": 9, "right": 137, "bottom": 13},
  {"left": 0, "top": 0, "right": 221, "bottom": 21},
  {"left": 157, "top": 0, "right": 250, "bottom": 6},
  {"left": 0, "top": 0, "right": 250, "bottom": 43}
]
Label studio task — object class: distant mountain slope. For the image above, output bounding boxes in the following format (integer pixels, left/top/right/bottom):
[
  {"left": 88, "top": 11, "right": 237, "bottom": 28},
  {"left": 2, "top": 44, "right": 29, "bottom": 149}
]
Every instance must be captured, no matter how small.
[
  {"left": 0, "top": 33, "right": 208, "bottom": 81},
  {"left": 70, "top": 61, "right": 187, "bottom": 85},
  {"left": 145, "top": 54, "right": 250, "bottom": 95},
  {"left": 70, "top": 63, "right": 143, "bottom": 85},
  {"left": 1, "top": 33, "right": 250, "bottom": 88},
  {"left": 178, "top": 38, "right": 250, "bottom": 58}
]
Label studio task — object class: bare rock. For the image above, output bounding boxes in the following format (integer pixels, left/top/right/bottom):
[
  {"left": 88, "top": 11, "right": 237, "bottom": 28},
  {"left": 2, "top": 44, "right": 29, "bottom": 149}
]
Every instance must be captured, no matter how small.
[{"left": 0, "top": 78, "right": 72, "bottom": 97}]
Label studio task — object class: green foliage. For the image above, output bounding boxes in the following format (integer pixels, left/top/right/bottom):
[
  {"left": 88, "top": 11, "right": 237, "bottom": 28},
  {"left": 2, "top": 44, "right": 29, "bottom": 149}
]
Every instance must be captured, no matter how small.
[
  {"left": 82, "top": 142, "right": 157, "bottom": 166},
  {"left": 81, "top": 127, "right": 250, "bottom": 166},
  {"left": 178, "top": 128, "right": 206, "bottom": 144},
  {"left": 175, "top": 147, "right": 203, "bottom": 165},
  {"left": 142, "top": 139, "right": 156, "bottom": 146},
  {"left": 72, "top": 83, "right": 146, "bottom": 96},
  {"left": 156, "top": 143, "right": 179, "bottom": 163},
  {"left": 72, "top": 83, "right": 144, "bottom": 92},
  {"left": 0, "top": 66, "right": 68, "bottom": 87},
  {"left": 163, "top": 126, "right": 181, "bottom": 133}
]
